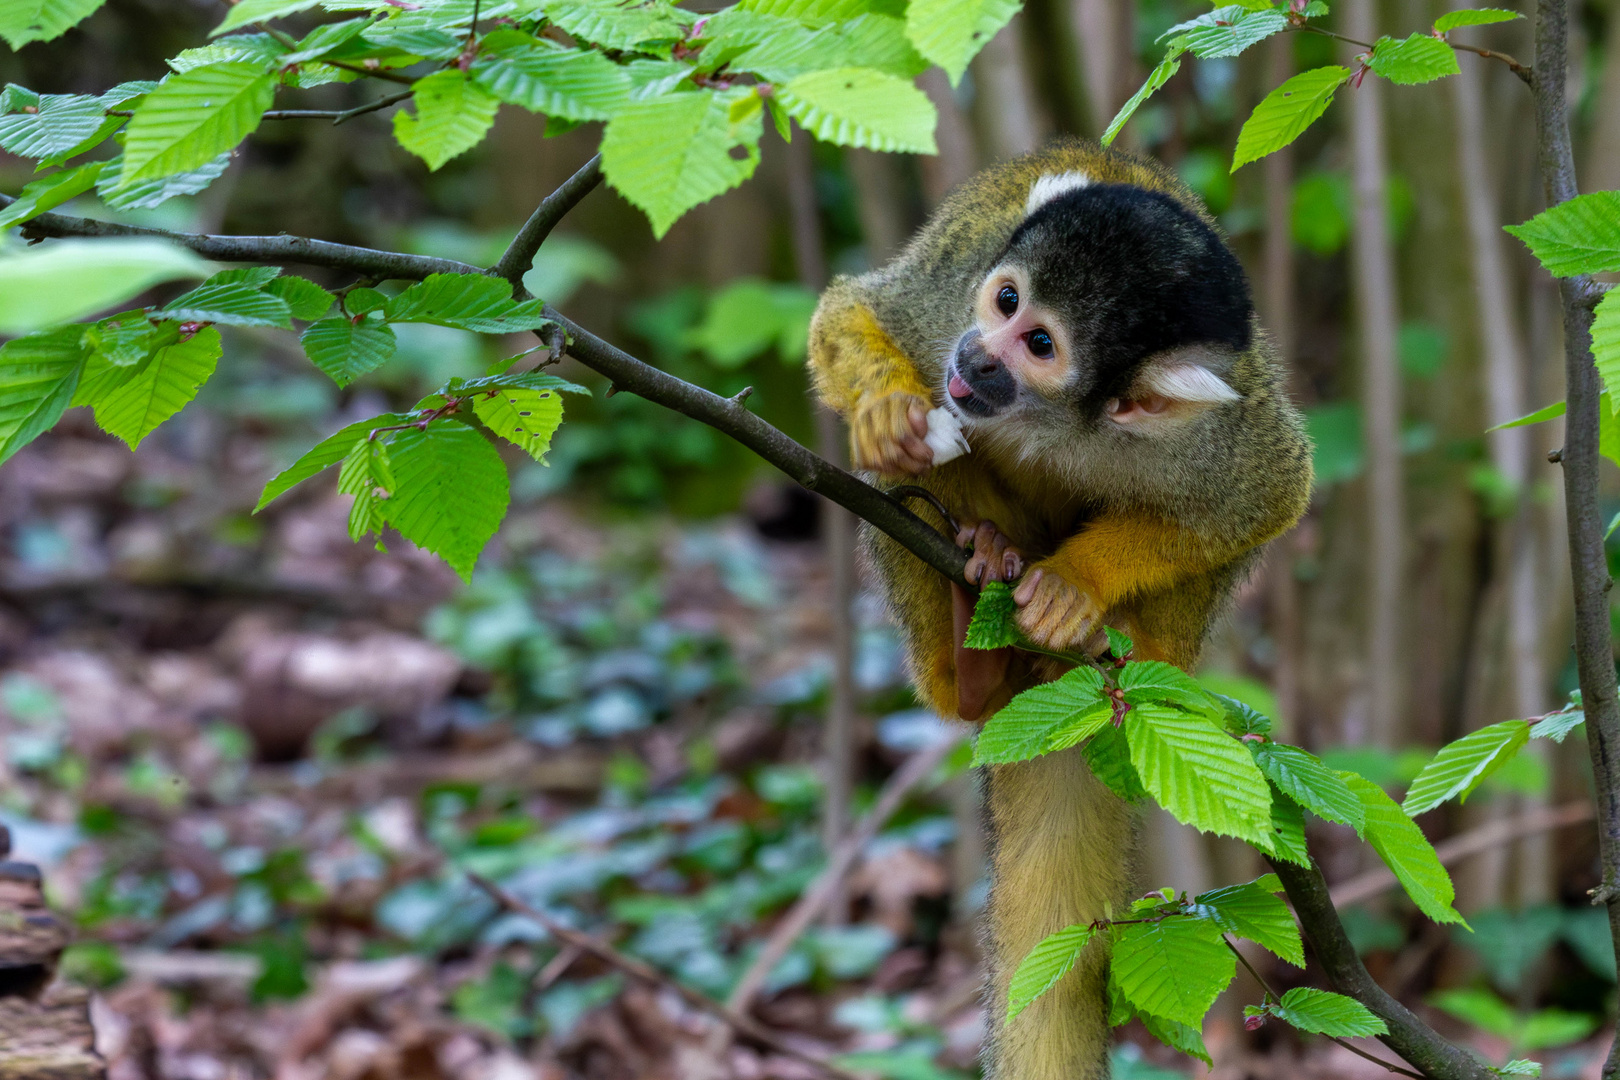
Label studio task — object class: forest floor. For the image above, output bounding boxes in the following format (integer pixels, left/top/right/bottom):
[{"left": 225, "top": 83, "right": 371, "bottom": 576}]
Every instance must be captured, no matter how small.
[{"left": 0, "top": 416, "right": 1610, "bottom": 1080}]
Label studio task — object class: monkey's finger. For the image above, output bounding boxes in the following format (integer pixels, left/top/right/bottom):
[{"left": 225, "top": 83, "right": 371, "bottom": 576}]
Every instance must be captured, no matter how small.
[
  {"left": 1003, "top": 551, "right": 1024, "bottom": 580},
  {"left": 1012, "top": 568, "right": 1044, "bottom": 606},
  {"left": 907, "top": 399, "right": 930, "bottom": 438},
  {"left": 955, "top": 521, "right": 982, "bottom": 548}
]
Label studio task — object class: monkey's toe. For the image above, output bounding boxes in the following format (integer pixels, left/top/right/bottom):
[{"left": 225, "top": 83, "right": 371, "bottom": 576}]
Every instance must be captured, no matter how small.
[
  {"left": 958, "top": 520, "right": 1025, "bottom": 587},
  {"left": 1013, "top": 568, "right": 1102, "bottom": 650}
]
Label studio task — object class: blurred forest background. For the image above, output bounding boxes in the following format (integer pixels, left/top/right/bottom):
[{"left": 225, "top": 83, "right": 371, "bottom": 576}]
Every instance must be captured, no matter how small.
[{"left": 1, "top": 1, "right": 1618, "bottom": 1078}]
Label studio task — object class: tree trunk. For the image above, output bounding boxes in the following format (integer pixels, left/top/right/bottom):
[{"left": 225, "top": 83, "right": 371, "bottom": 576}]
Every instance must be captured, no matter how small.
[{"left": 1346, "top": 0, "right": 1407, "bottom": 749}]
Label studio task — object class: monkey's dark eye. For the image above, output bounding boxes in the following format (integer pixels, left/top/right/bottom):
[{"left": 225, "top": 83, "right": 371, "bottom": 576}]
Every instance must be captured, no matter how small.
[
  {"left": 995, "top": 284, "right": 1018, "bottom": 316},
  {"left": 1027, "top": 328, "right": 1055, "bottom": 359}
]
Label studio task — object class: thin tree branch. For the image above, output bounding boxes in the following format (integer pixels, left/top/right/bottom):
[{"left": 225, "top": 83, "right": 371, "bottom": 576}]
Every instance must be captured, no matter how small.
[
  {"left": 1329, "top": 800, "right": 1594, "bottom": 908},
  {"left": 3, "top": 201, "right": 480, "bottom": 279},
  {"left": 491, "top": 154, "right": 603, "bottom": 291},
  {"left": 1224, "top": 938, "right": 1424, "bottom": 1079},
  {"left": 1288, "top": 25, "right": 1530, "bottom": 85},
  {"left": 1268, "top": 857, "right": 1498, "bottom": 1080},
  {"left": 467, "top": 874, "right": 864, "bottom": 1080},
  {"left": 1533, "top": 2, "right": 1620, "bottom": 1075}
]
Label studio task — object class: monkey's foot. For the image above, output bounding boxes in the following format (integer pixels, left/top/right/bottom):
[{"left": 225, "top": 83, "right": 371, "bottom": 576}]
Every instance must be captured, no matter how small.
[
  {"left": 852, "top": 391, "right": 934, "bottom": 476},
  {"left": 1012, "top": 566, "right": 1103, "bottom": 651},
  {"left": 957, "top": 520, "right": 1025, "bottom": 587}
]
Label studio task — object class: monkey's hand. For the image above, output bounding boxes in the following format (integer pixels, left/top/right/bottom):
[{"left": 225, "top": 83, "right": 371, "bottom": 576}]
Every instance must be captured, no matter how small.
[
  {"left": 1012, "top": 565, "right": 1104, "bottom": 652},
  {"left": 851, "top": 392, "right": 933, "bottom": 476}
]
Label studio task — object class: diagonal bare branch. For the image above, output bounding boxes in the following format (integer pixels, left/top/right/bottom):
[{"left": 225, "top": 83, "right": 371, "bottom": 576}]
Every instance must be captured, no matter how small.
[{"left": 492, "top": 157, "right": 604, "bottom": 292}]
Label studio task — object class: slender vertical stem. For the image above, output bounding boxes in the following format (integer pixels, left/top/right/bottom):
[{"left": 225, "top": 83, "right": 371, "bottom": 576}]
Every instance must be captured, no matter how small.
[
  {"left": 1345, "top": 0, "right": 1406, "bottom": 748},
  {"left": 1261, "top": 31, "right": 1303, "bottom": 737},
  {"left": 1532, "top": 3, "right": 1620, "bottom": 1073},
  {"left": 785, "top": 129, "right": 858, "bottom": 927}
]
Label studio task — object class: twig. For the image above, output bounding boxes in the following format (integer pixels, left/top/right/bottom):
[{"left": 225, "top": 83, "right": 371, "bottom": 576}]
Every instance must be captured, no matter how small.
[
  {"left": 4, "top": 200, "right": 479, "bottom": 279},
  {"left": 1268, "top": 857, "right": 1498, "bottom": 1080},
  {"left": 332, "top": 88, "right": 415, "bottom": 125},
  {"left": 467, "top": 873, "right": 864, "bottom": 1080},
  {"left": 1328, "top": 800, "right": 1594, "bottom": 908},
  {"left": 725, "top": 734, "right": 966, "bottom": 1015},
  {"left": 491, "top": 155, "right": 603, "bottom": 291},
  {"left": 1224, "top": 938, "right": 1424, "bottom": 1079},
  {"left": 1288, "top": 23, "right": 1530, "bottom": 84},
  {"left": 325, "top": 59, "right": 416, "bottom": 85}
]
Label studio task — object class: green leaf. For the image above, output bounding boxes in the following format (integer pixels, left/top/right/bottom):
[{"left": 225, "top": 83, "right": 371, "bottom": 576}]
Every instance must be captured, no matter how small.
[
  {"left": 964, "top": 580, "right": 1019, "bottom": 650},
  {"left": 685, "top": 278, "right": 818, "bottom": 364},
  {"left": 1256, "top": 788, "right": 1311, "bottom": 866},
  {"left": 1112, "top": 916, "right": 1234, "bottom": 1027},
  {"left": 393, "top": 70, "right": 501, "bottom": 171},
  {"left": 158, "top": 280, "right": 293, "bottom": 328},
  {"left": 1231, "top": 66, "right": 1350, "bottom": 172},
  {"left": 1180, "top": 7, "right": 1287, "bottom": 58},
  {"left": 170, "top": 34, "right": 287, "bottom": 74},
  {"left": 337, "top": 435, "right": 394, "bottom": 543},
  {"left": 1488, "top": 399, "right": 1564, "bottom": 431},
  {"left": 448, "top": 371, "right": 589, "bottom": 396},
  {"left": 344, "top": 287, "right": 389, "bottom": 316},
  {"left": 81, "top": 311, "right": 169, "bottom": 369},
  {"left": 1084, "top": 722, "right": 1148, "bottom": 802},
  {"left": 774, "top": 67, "right": 936, "bottom": 153},
  {"left": 118, "top": 63, "right": 276, "bottom": 188},
  {"left": 1006, "top": 923, "right": 1094, "bottom": 1022},
  {"left": 1594, "top": 291, "right": 1620, "bottom": 419},
  {"left": 903, "top": 0, "right": 1018, "bottom": 85},
  {"left": 384, "top": 273, "right": 550, "bottom": 333},
  {"left": 473, "top": 385, "right": 567, "bottom": 462},
  {"left": 301, "top": 316, "right": 397, "bottom": 388},
  {"left": 1434, "top": 8, "right": 1522, "bottom": 32},
  {"left": 0, "top": 0, "right": 106, "bottom": 49},
  {"left": 973, "top": 666, "right": 1110, "bottom": 765},
  {"left": 1212, "top": 692, "right": 1272, "bottom": 737},
  {"left": 1127, "top": 704, "right": 1272, "bottom": 842},
  {"left": 1504, "top": 192, "right": 1620, "bottom": 277},
  {"left": 0, "top": 238, "right": 211, "bottom": 335},
  {"left": 1518, "top": 1009, "right": 1598, "bottom": 1051},
  {"left": 91, "top": 326, "right": 220, "bottom": 448},
  {"left": 1118, "top": 660, "right": 1215, "bottom": 711},
  {"left": 1532, "top": 700, "right": 1585, "bottom": 744},
  {"left": 255, "top": 412, "right": 413, "bottom": 511},
  {"left": 471, "top": 30, "right": 632, "bottom": 121},
  {"left": 1103, "top": 626, "right": 1133, "bottom": 659},
  {"left": 1402, "top": 719, "right": 1531, "bottom": 815},
  {"left": 1192, "top": 876, "right": 1303, "bottom": 967},
  {"left": 0, "top": 160, "right": 107, "bottom": 230},
  {"left": 1253, "top": 743, "right": 1365, "bottom": 832},
  {"left": 1140, "top": 1013, "right": 1211, "bottom": 1066},
  {"left": 540, "top": 0, "right": 691, "bottom": 53},
  {"left": 1497, "top": 1060, "right": 1543, "bottom": 1077},
  {"left": 1271, "top": 988, "right": 1388, "bottom": 1038},
  {"left": 265, "top": 275, "right": 334, "bottom": 321},
  {"left": 0, "top": 90, "right": 110, "bottom": 159},
  {"left": 1101, "top": 54, "right": 1180, "bottom": 147},
  {"left": 1431, "top": 987, "right": 1516, "bottom": 1038},
  {"left": 97, "top": 150, "right": 232, "bottom": 210},
  {"left": 382, "top": 422, "right": 509, "bottom": 581},
  {"left": 601, "top": 88, "right": 761, "bottom": 238},
  {"left": 212, "top": 0, "right": 323, "bottom": 35},
  {"left": 0, "top": 325, "right": 85, "bottom": 464},
  {"left": 1367, "top": 33, "right": 1460, "bottom": 85},
  {"left": 1342, "top": 773, "right": 1465, "bottom": 925}
]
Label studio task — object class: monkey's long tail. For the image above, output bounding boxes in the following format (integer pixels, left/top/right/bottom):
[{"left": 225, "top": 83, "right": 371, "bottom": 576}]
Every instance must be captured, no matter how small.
[{"left": 980, "top": 749, "right": 1135, "bottom": 1080}]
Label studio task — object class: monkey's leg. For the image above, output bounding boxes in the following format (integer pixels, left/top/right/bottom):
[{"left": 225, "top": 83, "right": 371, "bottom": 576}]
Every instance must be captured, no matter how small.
[
  {"left": 983, "top": 751, "right": 1135, "bottom": 1080},
  {"left": 808, "top": 288, "right": 936, "bottom": 475},
  {"left": 951, "top": 519, "right": 1025, "bottom": 722}
]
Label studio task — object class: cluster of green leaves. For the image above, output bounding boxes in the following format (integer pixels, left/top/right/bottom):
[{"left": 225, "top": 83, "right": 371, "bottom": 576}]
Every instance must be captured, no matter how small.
[
  {"left": 1495, "top": 195, "right": 1620, "bottom": 484},
  {"left": 0, "top": 0, "right": 1014, "bottom": 239},
  {"left": 966, "top": 583, "right": 1584, "bottom": 1067},
  {"left": 0, "top": 256, "right": 586, "bottom": 579},
  {"left": 1101, "top": 3, "right": 1523, "bottom": 170}
]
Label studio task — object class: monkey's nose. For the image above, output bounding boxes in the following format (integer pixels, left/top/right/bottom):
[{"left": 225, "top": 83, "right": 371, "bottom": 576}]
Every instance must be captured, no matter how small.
[{"left": 974, "top": 357, "right": 1002, "bottom": 378}]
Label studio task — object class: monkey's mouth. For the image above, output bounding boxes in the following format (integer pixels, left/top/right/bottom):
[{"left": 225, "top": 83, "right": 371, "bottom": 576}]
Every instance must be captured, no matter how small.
[{"left": 945, "top": 363, "right": 1000, "bottom": 418}]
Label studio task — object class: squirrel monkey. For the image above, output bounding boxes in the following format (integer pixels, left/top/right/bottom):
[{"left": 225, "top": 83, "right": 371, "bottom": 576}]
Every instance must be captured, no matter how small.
[{"left": 808, "top": 141, "right": 1312, "bottom": 1079}]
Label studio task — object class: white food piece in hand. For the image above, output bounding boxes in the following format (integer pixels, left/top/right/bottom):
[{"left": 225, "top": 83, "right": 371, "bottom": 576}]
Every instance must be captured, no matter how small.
[{"left": 925, "top": 407, "right": 970, "bottom": 465}]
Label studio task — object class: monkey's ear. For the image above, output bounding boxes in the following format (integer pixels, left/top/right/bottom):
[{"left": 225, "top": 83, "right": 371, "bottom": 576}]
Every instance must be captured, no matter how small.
[
  {"left": 1137, "top": 357, "right": 1239, "bottom": 406},
  {"left": 1107, "top": 351, "right": 1239, "bottom": 427}
]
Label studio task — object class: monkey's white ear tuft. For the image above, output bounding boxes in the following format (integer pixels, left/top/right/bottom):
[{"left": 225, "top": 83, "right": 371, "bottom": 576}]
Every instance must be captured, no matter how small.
[
  {"left": 1138, "top": 361, "right": 1239, "bottom": 405},
  {"left": 1025, "top": 172, "right": 1092, "bottom": 215}
]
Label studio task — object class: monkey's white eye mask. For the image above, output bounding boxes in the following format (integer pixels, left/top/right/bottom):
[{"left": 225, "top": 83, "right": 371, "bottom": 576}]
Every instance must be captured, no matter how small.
[{"left": 1104, "top": 350, "right": 1239, "bottom": 432}]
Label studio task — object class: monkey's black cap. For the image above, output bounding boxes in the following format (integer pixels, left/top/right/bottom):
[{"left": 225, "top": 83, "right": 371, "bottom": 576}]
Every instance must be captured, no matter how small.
[{"left": 1003, "top": 183, "right": 1253, "bottom": 406}]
